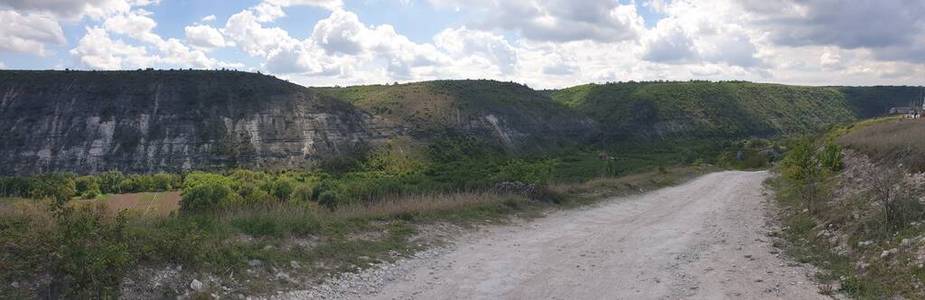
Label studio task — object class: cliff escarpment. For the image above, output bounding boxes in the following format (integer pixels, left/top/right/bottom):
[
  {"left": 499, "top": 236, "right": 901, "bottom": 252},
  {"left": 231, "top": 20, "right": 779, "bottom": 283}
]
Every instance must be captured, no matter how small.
[{"left": 0, "top": 71, "right": 374, "bottom": 175}]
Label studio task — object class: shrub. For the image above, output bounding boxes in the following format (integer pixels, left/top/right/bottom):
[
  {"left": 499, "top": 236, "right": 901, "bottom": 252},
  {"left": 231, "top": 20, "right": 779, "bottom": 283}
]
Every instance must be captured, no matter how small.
[
  {"left": 819, "top": 143, "right": 844, "bottom": 172},
  {"left": 30, "top": 173, "right": 77, "bottom": 203},
  {"left": 150, "top": 173, "right": 181, "bottom": 191},
  {"left": 180, "top": 183, "right": 238, "bottom": 213},
  {"left": 291, "top": 183, "right": 316, "bottom": 203},
  {"left": 237, "top": 183, "right": 274, "bottom": 207},
  {"left": 97, "top": 171, "right": 125, "bottom": 194},
  {"left": 75, "top": 176, "right": 101, "bottom": 199},
  {"left": 116, "top": 177, "right": 140, "bottom": 194},
  {"left": 494, "top": 159, "right": 557, "bottom": 185},
  {"left": 0, "top": 176, "right": 32, "bottom": 197},
  {"left": 182, "top": 172, "right": 238, "bottom": 191},
  {"left": 317, "top": 191, "right": 339, "bottom": 211},
  {"left": 51, "top": 205, "right": 131, "bottom": 298},
  {"left": 271, "top": 177, "right": 297, "bottom": 202}
]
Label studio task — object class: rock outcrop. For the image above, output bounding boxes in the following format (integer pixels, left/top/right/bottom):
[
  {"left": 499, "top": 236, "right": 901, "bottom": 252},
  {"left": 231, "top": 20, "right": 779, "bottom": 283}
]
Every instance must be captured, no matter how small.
[{"left": 0, "top": 70, "right": 373, "bottom": 175}]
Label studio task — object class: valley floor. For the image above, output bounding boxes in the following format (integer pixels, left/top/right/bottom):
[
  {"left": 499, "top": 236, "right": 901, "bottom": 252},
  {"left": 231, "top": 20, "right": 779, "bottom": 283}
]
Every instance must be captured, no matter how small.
[{"left": 273, "top": 171, "right": 825, "bottom": 299}]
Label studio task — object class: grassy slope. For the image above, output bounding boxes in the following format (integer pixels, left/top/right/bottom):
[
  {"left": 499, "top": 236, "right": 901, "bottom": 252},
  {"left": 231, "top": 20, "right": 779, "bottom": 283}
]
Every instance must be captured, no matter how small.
[
  {"left": 838, "top": 117, "right": 925, "bottom": 172},
  {"left": 770, "top": 118, "right": 925, "bottom": 298},
  {"left": 552, "top": 81, "right": 859, "bottom": 139},
  {"left": 317, "top": 80, "right": 596, "bottom": 153}
]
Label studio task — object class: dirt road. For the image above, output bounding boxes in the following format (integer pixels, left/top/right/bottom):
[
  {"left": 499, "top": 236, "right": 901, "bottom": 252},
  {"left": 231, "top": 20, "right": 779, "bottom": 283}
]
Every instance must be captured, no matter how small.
[{"left": 282, "top": 171, "right": 825, "bottom": 299}]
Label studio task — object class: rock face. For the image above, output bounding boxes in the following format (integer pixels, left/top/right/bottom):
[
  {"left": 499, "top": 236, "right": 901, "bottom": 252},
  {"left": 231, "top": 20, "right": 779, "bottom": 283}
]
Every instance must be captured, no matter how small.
[
  {"left": 0, "top": 70, "right": 374, "bottom": 175},
  {"left": 0, "top": 71, "right": 598, "bottom": 175}
]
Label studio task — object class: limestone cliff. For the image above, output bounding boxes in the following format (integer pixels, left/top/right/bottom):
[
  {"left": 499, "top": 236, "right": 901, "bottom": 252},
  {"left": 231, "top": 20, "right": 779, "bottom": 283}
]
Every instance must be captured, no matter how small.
[{"left": 0, "top": 70, "right": 374, "bottom": 175}]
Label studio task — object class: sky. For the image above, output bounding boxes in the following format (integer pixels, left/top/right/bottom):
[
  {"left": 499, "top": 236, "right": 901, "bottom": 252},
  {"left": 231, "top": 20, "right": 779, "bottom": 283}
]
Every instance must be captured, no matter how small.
[{"left": 1, "top": 0, "right": 924, "bottom": 89}]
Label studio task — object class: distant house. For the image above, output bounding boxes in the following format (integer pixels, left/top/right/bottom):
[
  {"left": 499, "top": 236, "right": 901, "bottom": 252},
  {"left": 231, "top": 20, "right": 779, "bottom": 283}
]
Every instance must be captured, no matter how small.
[
  {"left": 889, "top": 107, "right": 919, "bottom": 115},
  {"left": 888, "top": 89, "right": 925, "bottom": 118}
]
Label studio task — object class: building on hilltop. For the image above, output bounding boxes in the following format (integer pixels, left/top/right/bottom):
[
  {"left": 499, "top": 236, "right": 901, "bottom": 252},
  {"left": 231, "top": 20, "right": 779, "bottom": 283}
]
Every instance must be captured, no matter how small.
[{"left": 888, "top": 88, "right": 925, "bottom": 118}]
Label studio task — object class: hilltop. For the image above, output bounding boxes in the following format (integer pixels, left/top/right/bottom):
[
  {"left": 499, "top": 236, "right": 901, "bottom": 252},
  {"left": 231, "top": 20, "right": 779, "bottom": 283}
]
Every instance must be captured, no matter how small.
[
  {"left": 551, "top": 81, "right": 922, "bottom": 141},
  {"left": 0, "top": 70, "right": 922, "bottom": 175}
]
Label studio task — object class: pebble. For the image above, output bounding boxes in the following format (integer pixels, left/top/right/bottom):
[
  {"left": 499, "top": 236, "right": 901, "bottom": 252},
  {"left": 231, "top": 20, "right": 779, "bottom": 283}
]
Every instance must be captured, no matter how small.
[{"left": 190, "top": 279, "right": 204, "bottom": 291}]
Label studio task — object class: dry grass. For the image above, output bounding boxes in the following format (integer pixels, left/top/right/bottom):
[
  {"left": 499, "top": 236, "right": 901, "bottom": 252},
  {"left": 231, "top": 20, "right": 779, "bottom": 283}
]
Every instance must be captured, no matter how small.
[
  {"left": 549, "top": 165, "right": 714, "bottom": 201},
  {"left": 93, "top": 192, "right": 181, "bottom": 217},
  {"left": 327, "top": 192, "right": 525, "bottom": 220},
  {"left": 838, "top": 118, "right": 925, "bottom": 172}
]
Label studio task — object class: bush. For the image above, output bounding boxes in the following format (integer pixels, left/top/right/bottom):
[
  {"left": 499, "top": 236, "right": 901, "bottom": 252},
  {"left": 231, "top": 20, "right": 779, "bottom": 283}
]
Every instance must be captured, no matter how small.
[
  {"left": 180, "top": 183, "right": 238, "bottom": 213},
  {"left": 494, "top": 159, "right": 557, "bottom": 185},
  {"left": 75, "top": 176, "right": 101, "bottom": 199},
  {"left": 97, "top": 171, "right": 125, "bottom": 194},
  {"left": 30, "top": 173, "right": 77, "bottom": 203},
  {"left": 819, "top": 143, "right": 844, "bottom": 172},
  {"left": 317, "top": 191, "right": 339, "bottom": 211},
  {"left": 291, "top": 183, "right": 316, "bottom": 203},
  {"left": 271, "top": 177, "right": 297, "bottom": 202},
  {"left": 51, "top": 205, "right": 131, "bottom": 298},
  {"left": 237, "top": 183, "right": 274, "bottom": 207}
]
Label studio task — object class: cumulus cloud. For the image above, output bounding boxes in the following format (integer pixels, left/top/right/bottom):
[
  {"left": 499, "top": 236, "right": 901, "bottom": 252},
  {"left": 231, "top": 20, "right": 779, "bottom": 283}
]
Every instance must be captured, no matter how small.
[
  {"left": 72, "top": 8, "right": 226, "bottom": 69},
  {"left": 429, "top": 0, "right": 644, "bottom": 43},
  {"left": 252, "top": 0, "right": 342, "bottom": 22},
  {"left": 740, "top": 0, "right": 925, "bottom": 64},
  {"left": 223, "top": 9, "right": 299, "bottom": 57},
  {"left": 185, "top": 24, "right": 227, "bottom": 49},
  {"left": 434, "top": 27, "right": 517, "bottom": 75},
  {"left": 643, "top": 24, "right": 697, "bottom": 64},
  {"left": 0, "top": 0, "right": 158, "bottom": 20},
  {"left": 70, "top": 26, "right": 152, "bottom": 69},
  {"left": 311, "top": 9, "right": 365, "bottom": 55},
  {"left": 0, "top": 10, "right": 65, "bottom": 55}
]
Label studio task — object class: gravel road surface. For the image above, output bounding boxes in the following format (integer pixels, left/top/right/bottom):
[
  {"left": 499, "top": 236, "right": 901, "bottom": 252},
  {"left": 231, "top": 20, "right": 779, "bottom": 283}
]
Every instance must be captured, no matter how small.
[{"left": 276, "top": 171, "right": 825, "bottom": 300}]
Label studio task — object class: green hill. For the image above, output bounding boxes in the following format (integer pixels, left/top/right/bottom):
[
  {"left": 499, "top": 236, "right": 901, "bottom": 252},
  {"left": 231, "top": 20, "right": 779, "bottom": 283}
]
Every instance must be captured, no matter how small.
[
  {"left": 317, "top": 80, "right": 597, "bottom": 153},
  {"left": 551, "top": 81, "right": 922, "bottom": 141}
]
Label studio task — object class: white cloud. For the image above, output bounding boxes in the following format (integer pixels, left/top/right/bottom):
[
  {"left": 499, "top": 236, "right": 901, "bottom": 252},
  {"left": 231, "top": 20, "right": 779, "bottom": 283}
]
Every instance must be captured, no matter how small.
[
  {"left": 185, "top": 24, "right": 227, "bottom": 49},
  {"left": 73, "top": 9, "right": 228, "bottom": 69},
  {"left": 201, "top": 14, "right": 215, "bottom": 22},
  {"left": 0, "top": 10, "right": 65, "bottom": 55},
  {"left": 434, "top": 27, "right": 517, "bottom": 75},
  {"left": 70, "top": 26, "right": 153, "bottom": 69},
  {"left": 102, "top": 9, "right": 158, "bottom": 43},
  {"left": 643, "top": 23, "right": 697, "bottom": 64},
  {"left": 223, "top": 9, "right": 299, "bottom": 57},
  {"left": 429, "top": 0, "right": 645, "bottom": 43},
  {"left": 311, "top": 9, "right": 364, "bottom": 55},
  {"left": 0, "top": 0, "right": 159, "bottom": 20},
  {"left": 252, "top": 0, "right": 342, "bottom": 22}
]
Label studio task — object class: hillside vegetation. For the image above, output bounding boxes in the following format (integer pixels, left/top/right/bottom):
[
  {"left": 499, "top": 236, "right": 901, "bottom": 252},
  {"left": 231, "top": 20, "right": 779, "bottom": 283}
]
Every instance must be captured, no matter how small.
[
  {"left": 770, "top": 118, "right": 925, "bottom": 298},
  {"left": 318, "top": 80, "right": 596, "bottom": 153},
  {"left": 838, "top": 117, "right": 925, "bottom": 172},
  {"left": 552, "top": 81, "right": 862, "bottom": 140}
]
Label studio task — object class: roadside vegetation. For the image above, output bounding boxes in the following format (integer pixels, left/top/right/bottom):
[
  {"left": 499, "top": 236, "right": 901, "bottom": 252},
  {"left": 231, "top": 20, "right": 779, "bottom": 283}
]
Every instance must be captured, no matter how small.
[
  {"left": 0, "top": 136, "right": 741, "bottom": 298},
  {"left": 769, "top": 117, "right": 925, "bottom": 299}
]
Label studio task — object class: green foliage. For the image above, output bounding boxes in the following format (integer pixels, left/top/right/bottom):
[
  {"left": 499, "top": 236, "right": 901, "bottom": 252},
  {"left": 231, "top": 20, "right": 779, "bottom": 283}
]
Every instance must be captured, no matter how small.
[
  {"left": 291, "top": 183, "right": 317, "bottom": 203},
  {"left": 97, "top": 171, "right": 125, "bottom": 194},
  {"left": 494, "top": 159, "right": 557, "bottom": 184},
  {"left": 51, "top": 205, "right": 131, "bottom": 298},
  {"left": 270, "top": 177, "right": 297, "bottom": 202},
  {"left": 236, "top": 183, "right": 274, "bottom": 206},
  {"left": 75, "top": 176, "right": 101, "bottom": 199},
  {"left": 819, "top": 143, "right": 844, "bottom": 172},
  {"left": 317, "top": 190, "right": 339, "bottom": 211},
  {"left": 30, "top": 173, "right": 77, "bottom": 203},
  {"left": 552, "top": 81, "right": 857, "bottom": 139},
  {"left": 180, "top": 183, "right": 238, "bottom": 213}
]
